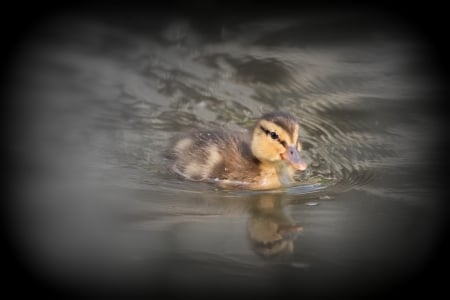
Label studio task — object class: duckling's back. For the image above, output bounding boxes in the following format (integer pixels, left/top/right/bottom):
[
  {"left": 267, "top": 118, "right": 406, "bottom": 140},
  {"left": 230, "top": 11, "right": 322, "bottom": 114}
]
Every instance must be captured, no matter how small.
[{"left": 168, "top": 130, "right": 260, "bottom": 186}]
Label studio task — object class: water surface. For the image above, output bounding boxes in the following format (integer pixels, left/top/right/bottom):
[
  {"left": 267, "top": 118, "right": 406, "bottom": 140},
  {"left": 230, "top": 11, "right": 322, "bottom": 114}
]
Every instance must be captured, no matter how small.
[{"left": 7, "top": 12, "right": 445, "bottom": 297}]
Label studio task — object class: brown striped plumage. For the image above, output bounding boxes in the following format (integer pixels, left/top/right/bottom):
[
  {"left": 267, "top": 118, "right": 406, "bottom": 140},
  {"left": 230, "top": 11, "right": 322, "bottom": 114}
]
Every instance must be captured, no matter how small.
[{"left": 168, "top": 112, "right": 307, "bottom": 190}]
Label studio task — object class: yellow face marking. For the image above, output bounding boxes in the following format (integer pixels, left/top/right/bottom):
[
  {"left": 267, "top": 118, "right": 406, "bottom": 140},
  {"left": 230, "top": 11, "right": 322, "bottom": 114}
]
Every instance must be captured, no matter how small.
[
  {"left": 292, "top": 124, "right": 299, "bottom": 145},
  {"left": 252, "top": 120, "right": 300, "bottom": 163},
  {"left": 259, "top": 120, "right": 296, "bottom": 145},
  {"left": 291, "top": 124, "right": 303, "bottom": 151}
]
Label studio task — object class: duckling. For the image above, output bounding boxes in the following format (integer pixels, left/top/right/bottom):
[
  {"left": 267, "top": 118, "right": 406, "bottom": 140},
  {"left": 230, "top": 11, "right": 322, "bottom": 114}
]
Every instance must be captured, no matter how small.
[{"left": 168, "top": 112, "right": 308, "bottom": 190}]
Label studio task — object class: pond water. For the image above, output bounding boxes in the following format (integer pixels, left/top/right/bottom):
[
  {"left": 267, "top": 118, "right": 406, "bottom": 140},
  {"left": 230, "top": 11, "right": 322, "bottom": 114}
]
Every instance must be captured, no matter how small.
[{"left": 6, "top": 11, "right": 446, "bottom": 297}]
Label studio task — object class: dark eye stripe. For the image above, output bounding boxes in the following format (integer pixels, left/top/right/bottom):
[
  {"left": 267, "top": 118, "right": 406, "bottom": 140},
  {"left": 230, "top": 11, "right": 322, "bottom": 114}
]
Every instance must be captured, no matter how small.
[{"left": 260, "top": 126, "right": 287, "bottom": 148}]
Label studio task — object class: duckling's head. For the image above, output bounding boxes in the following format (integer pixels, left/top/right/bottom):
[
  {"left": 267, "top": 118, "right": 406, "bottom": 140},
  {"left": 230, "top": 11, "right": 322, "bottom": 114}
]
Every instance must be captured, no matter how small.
[{"left": 251, "top": 112, "right": 307, "bottom": 170}]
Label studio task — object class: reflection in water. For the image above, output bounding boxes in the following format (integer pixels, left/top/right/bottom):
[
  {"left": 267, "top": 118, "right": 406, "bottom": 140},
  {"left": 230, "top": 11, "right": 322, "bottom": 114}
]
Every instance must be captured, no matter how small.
[{"left": 247, "top": 194, "right": 302, "bottom": 258}]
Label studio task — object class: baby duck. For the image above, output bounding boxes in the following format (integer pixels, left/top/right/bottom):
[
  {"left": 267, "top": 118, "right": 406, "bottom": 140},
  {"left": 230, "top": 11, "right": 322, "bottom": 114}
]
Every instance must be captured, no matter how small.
[{"left": 168, "top": 112, "right": 307, "bottom": 190}]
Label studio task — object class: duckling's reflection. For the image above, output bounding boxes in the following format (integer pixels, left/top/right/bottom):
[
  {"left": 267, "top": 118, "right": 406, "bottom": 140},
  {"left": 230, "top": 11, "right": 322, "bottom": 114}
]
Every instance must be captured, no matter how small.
[{"left": 246, "top": 193, "right": 302, "bottom": 259}]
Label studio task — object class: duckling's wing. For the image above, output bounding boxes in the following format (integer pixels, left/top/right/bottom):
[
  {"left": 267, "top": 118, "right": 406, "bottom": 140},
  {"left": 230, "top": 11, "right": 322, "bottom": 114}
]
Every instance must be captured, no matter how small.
[{"left": 169, "top": 130, "right": 259, "bottom": 184}]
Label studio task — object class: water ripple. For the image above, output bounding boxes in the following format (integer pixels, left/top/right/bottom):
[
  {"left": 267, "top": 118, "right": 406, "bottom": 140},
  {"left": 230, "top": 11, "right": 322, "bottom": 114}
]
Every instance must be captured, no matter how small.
[{"left": 18, "top": 17, "right": 432, "bottom": 199}]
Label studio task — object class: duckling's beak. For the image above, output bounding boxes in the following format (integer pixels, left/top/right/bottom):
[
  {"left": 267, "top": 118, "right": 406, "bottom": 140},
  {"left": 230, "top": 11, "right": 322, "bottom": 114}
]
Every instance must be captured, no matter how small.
[{"left": 282, "top": 145, "right": 307, "bottom": 171}]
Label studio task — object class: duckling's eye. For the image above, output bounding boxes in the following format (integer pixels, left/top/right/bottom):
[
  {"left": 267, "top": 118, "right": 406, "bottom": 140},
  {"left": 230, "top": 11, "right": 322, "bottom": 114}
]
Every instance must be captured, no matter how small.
[{"left": 260, "top": 126, "right": 286, "bottom": 147}]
